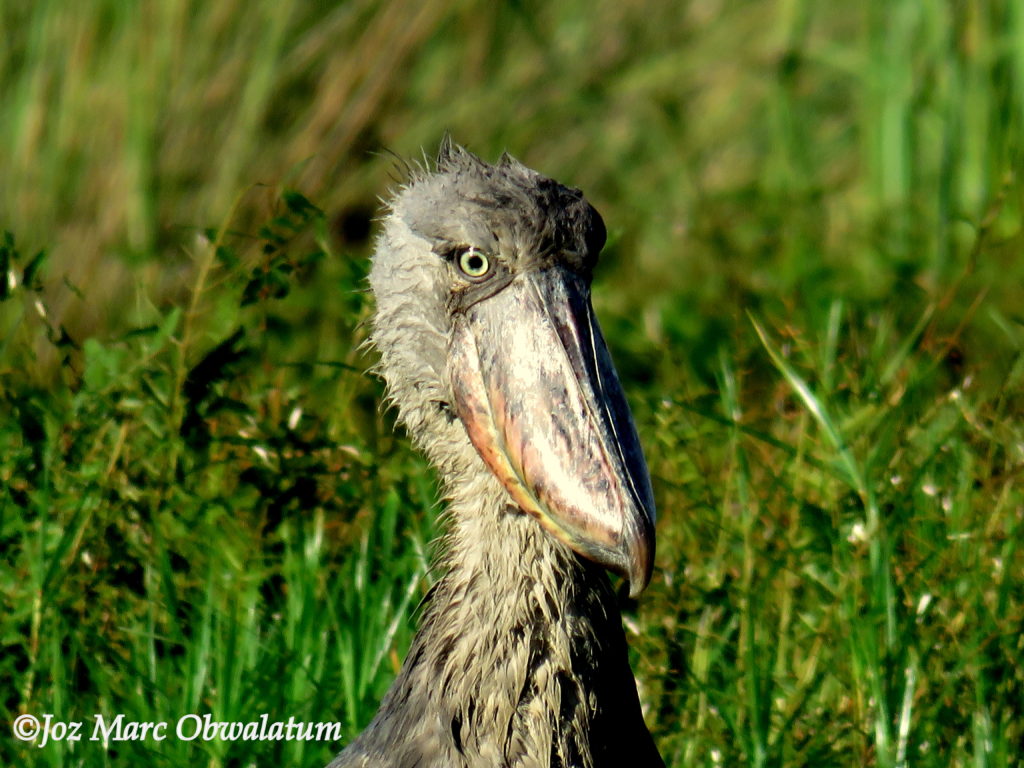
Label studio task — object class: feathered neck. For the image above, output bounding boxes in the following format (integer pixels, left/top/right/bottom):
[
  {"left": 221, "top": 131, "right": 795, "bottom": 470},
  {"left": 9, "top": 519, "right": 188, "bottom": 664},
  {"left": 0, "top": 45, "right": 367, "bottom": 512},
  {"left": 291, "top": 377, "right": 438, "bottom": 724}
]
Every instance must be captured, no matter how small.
[{"left": 330, "top": 469, "right": 662, "bottom": 768}]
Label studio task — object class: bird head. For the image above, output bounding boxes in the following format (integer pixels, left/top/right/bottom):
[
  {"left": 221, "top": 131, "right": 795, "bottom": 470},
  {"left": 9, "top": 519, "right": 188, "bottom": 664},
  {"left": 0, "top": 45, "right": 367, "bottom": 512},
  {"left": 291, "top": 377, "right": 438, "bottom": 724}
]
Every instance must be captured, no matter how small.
[{"left": 369, "top": 139, "right": 656, "bottom": 596}]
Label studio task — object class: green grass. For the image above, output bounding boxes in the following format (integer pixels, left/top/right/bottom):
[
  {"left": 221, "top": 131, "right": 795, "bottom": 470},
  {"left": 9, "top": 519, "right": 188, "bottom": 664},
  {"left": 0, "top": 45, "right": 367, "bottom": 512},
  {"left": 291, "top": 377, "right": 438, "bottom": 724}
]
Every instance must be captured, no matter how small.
[{"left": 2, "top": 2, "right": 1023, "bottom": 767}]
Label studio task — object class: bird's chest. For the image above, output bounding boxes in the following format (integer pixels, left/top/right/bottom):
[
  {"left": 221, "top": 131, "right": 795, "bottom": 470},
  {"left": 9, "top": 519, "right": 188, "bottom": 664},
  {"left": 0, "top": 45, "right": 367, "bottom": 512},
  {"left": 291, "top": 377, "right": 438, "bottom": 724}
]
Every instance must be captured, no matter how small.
[{"left": 408, "top": 574, "right": 616, "bottom": 767}]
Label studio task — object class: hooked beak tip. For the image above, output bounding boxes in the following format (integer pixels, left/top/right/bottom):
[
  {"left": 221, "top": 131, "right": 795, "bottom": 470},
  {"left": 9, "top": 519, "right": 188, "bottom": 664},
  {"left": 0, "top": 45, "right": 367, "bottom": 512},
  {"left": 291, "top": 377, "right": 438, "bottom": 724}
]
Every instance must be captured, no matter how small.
[{"left": 625, "top": 515, "right": 655, "bottom": 597}]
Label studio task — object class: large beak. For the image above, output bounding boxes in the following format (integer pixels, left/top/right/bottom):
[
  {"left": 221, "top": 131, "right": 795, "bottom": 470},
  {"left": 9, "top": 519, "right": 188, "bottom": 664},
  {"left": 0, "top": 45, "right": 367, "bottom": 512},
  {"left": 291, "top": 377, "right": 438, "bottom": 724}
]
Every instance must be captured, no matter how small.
[{"left": 449, "top": 266, "right": 656, "bottom": 596}]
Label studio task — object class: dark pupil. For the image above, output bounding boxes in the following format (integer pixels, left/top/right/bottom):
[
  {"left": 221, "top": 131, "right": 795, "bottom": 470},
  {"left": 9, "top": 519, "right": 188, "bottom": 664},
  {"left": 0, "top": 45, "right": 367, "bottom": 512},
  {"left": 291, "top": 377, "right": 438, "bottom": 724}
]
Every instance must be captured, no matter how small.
[{"left": 466, "top": 254, "right": 484, "bottom": 272}]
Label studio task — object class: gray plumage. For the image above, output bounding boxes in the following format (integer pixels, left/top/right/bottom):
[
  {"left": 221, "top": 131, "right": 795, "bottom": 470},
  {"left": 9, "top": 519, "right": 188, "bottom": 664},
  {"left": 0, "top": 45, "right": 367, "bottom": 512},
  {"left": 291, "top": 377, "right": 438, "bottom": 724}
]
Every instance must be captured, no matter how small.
[{"left": 328, "top": 140, "right": 663, "bottom": 768}]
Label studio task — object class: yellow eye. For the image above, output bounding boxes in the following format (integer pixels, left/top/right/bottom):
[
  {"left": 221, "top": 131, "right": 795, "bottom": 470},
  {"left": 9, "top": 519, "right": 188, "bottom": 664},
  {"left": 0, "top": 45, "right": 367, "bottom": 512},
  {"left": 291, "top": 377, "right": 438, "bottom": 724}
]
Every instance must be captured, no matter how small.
[{"left": 457, "top": 247, "right": 490, "bottom": 279}]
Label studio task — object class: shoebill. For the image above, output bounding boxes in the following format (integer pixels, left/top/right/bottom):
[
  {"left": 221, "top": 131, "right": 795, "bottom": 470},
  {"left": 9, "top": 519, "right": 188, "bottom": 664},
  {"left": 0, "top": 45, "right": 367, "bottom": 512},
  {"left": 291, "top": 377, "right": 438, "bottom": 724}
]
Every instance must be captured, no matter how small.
[{"left": 328, "top": 140, "right": 663, "bottom": 768}]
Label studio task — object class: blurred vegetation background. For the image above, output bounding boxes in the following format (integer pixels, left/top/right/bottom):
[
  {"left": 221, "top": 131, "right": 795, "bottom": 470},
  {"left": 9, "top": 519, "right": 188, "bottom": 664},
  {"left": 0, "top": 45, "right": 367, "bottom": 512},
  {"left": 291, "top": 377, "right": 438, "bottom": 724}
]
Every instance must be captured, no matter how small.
[{"left": 2, "top": 1, "right": 1022, "bottom": 766}]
